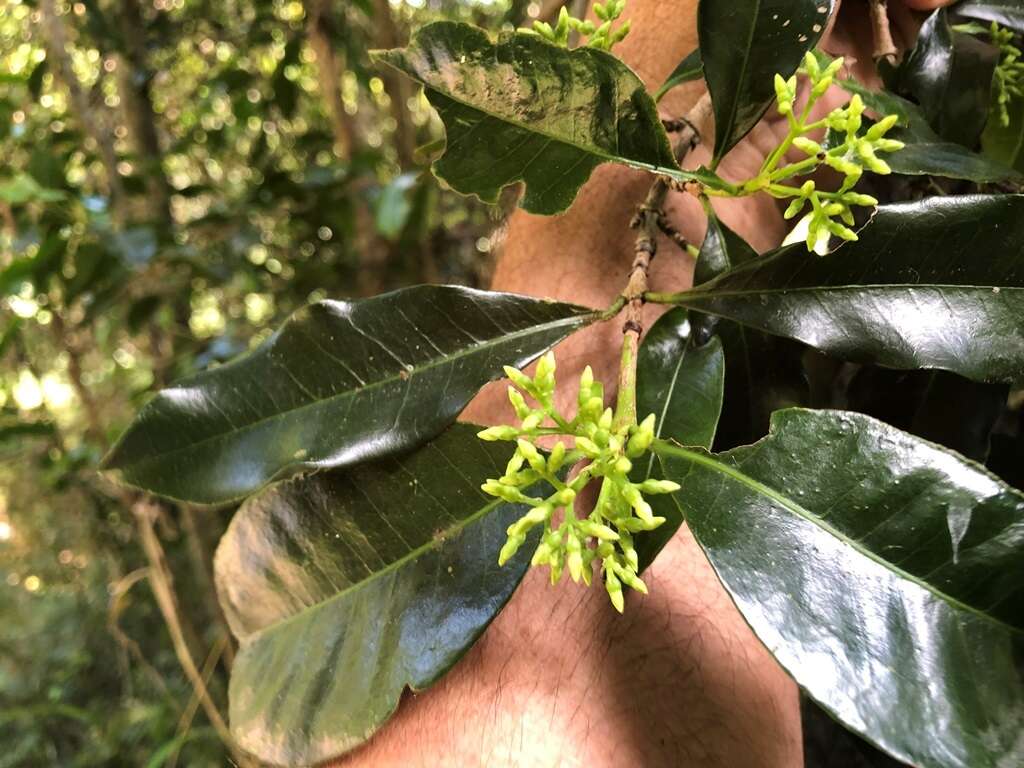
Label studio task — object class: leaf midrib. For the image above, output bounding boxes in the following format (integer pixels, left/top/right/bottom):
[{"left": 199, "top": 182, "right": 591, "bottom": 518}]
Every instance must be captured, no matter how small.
[
  {"left": 111, "top": 312, "right": 591, "bottom": 471},
  {"left": 681, "top": 283, "right": 1024, "bottom": 301},
  {"left": 653, "top": 439, "right": 1023, "bottom": 635},
  {"left": 706, "top": 0, "right": 761, "bottom": 165}
]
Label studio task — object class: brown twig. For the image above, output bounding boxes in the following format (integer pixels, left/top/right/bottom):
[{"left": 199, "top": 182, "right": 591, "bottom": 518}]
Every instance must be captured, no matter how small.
[
  {"left": 168, "top": 632, "right": 228, "bottom": 768},
  {"left": 614, "top": 93, "right": 712, "bottom": 420},
  {"left": 623, "top": 92, "right": 712, "bottom": 336},
  {"left": 180, "top": 505, "right": 235, "bottom": 670},
  {"left": 133, "top": 498, "right": 251, "bottom": 767},
  {"left": 869, "top": 0, "right": 899, "bottom": 66},
  {"left": 107, "top": 567, "right": 175, "bottom": 700}
]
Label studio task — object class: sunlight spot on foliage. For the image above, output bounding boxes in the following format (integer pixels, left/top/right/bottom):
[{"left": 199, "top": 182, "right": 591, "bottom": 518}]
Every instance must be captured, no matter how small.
[
  {"left": 12, "top": 370, "right": 43, "bottom": 411},
  {"left": 244, "top": 293, "right": 275, "bottom": 325}
]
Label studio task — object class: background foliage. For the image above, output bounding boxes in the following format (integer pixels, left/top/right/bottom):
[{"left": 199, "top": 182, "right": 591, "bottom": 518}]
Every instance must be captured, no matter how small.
[
  {"left": 4, "top": 0, "right": 1024, "bottom": 766},
  {"left": 0, "top": 0, "right": 541, "bottom": 763}
]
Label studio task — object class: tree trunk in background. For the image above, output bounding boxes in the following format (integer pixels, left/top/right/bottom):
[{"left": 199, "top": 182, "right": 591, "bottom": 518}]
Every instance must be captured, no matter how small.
[
  {"left": 373, "top": 0, "right": 417, "bottom": 168},
  {"left": 305, "top": 0, "right": 358, "bottom": 160},
  {"left": 38, "top": 0, "right": 128, "bottom": 226},
  {"left": 116, "top": 0, "right": 173, "bottom": 225}
]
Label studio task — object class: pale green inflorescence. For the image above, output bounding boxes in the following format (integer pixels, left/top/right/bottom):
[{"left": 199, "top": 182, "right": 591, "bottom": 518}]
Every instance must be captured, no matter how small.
[
  {"left": 745, "top": 52, "right": 905, "bottom": 255},
  {"left": 527, "top": 0, "right": 631, "bottom": 52},
  {"left": 478, "top": 352, "right": 678, "bottom": 612},
  {"left": 990, "top": 22, "right": 1024, "bottom": 128}
]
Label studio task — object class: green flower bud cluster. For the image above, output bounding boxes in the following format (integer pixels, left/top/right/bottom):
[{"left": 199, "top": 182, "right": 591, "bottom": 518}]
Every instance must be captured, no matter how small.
[
  {"left": 478, "top": 352, "right": 679, "bottom": 613},
  {"left": 528, "top": 0, "right": 630, "bottom": 51},
  {"left": 737, "top": 53, "right": 904, "bottom": 255},
  {"left": 990, "top": 22, "right": 1024, "bottom": 128}
]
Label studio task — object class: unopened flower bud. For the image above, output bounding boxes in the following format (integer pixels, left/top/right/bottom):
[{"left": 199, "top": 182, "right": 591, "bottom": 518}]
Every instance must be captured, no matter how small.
[
  {"left": 639, "top": 479, "right": 681, "bottom": 494},
  {"left": 548, "top": 441, "right": 567, "bottom": 473},
  {"left": 866, "top": 114, "right": 899, "bottom": 139},
  {"left": 503, "top": 365, "right": 535, "bottom": 393},
  {"left": 531, "top": 541, "right": 552, "bottom": 566},
  {"left": 620, "top": 568, "right": 648, "bottom": 595},
  {"left": 520, "top": 412, "right": 542, "bottom": 432},
  {"left": 478, "top": 425, "right": 519, "bottom": 442},
  {"left": 774, "top": 73, "right": 794, "bottom": 114},
  {"left": 578, "top": 520, "right": 620, "bottom": 541},
  {"left": 554, "top": 487, "right": 576, "bottom": 506},
  {"left": 605, "top": 568, "right": 624, "bottom": 613},
  {"left": 504, "top": 451, "right": 525, "bottom": 476},
  {"left": 516, "top": 438, "right": 544, "bottom": 470},
  {"left": 508, "top": 387, "right": 531, "bottom": 419},
  {"left": 874, "top": 138, "right": 905, "bottom": 154},
  {"left": 498, "top": 534, "right": 525, "bottom": 565},
  {"left": 784, "top": 197, "right": 807, "bottom": 220},
  {"left": 575, "top": 436, "right": 601, "bottom": 457},
  {"left": 792, "top": 137, "right": 822, "bottom": 156},
  {"left": 577, "top": 365, "right": 594, "bottom": 406},
  {"left": 534, "top": 352, "right": 556, "bottom": 393}
]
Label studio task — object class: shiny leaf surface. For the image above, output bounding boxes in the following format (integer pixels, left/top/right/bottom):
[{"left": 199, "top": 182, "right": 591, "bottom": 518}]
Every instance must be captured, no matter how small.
[
  {"left": 700, "top": 0, "right": 834, "bottom": 165},
  {"left": 632, "top": 308, "right": 724, "bottom": 568},
  {"left": 654, "top": 48, "right": 703, "bottom": 102},
  {"left": 215, "top": 424, "right": 542, "bottom": 766},
  {"left": 104, "top": 285, "right": 593, "bottom": 504},
  {"left": 837, "top": 78, "right": 1018, "bottom": 182},
  {"left": 374, "top": 22, "right": 708, "bottom": 214},
  {"left": 696, "top": 210, "right": 809, "bottom": 450},
  {"left": 899, "top": 9, "right": 998, "bottom": 147},
  {"left": 664, "top": 195, "right": 1024, "bottom": 384},
  {"left": 956, "top": 0, "right": 1024, "bottom": 32},
  {"left": 656, "top": 408, "right": 1024, "bottom": 768}
]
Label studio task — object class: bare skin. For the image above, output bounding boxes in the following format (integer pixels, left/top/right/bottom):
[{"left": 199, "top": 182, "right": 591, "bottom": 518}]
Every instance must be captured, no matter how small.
[{"left": 335, "top": 1, "right": 954, "bottom": 765}]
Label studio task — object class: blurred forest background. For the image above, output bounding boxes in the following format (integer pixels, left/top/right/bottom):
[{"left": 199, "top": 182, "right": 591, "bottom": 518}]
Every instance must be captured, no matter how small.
[{"left": 0, "top": 0, "right": 555, "bottom": 763}]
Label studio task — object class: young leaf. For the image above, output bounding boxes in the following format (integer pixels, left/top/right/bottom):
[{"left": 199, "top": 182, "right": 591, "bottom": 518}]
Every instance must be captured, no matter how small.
[
  {"left": 955, "top": 0, "right": 1024, "bottom": 33},
  {"left": 836, "top": 77, "right": 1019, "bottom": 183},
  {"left": 659, "top": 196, "right": 1024, "bottom": 385},
  {"left": 215, "top": 424, "right": 545, "bottom": 766},
  {"left": 699, "top": 0, "right": 835, "bottom": 165},
  {"left": 654, "top": 48, "right": 703, "bottom": 103},
  {"left": 898, "top": 8, "right": 998, "bottom": 148},
  {"left": 103, "top": 285, "right": 594, "bottom": 504},
  {"left": 631, "top": 307, "right": 724, "bottom": 569},
  {"left": 983, "top": 92, "right": 1024, "bottom": 173},
  {"left": 373, "top": 22, "right": 717, "bottom": 215},
  {"left": 656, "top": 408, "right": 1024, "bottom": 768}
]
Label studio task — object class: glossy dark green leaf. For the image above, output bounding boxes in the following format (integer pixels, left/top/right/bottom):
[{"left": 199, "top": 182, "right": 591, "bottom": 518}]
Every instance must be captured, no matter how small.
[
  {"left": 956, "top": 0, "right": 1024, "bottom": 32},
  {"left": 837, "top": 76, "right": 1018, "bottom": 182},
  {"left": 699, "top": 0, "right": 835, "bottom": 165},
  {"left": 663, "top": 195, "right": 1024, "bottom": 385},
  {"left": 842, "top": 366, "right": 1008, "bottom": 463},
  {"left": 215, "top": 424, "right": 542, "bottom": 766},
  {"left": 695, "top": 210, "right": 809, "bottom": 450},
  {"left": 632, "top": 308, "right": 725, "bottom": 569},
  {"left": 656, "top": 408, "right": 1024, "bottom": 768},
  {"left": 653, "top": 48, "right": 703, "bottom": 103},
  {"left": 899, "top": 9, "right": 998, "bottom": 147},
  {"left": 374, "top": 22, "right": 713, "bottom": 215},
  {"left": 103, "top": 285, "right": 594, "bottom": 504}
]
